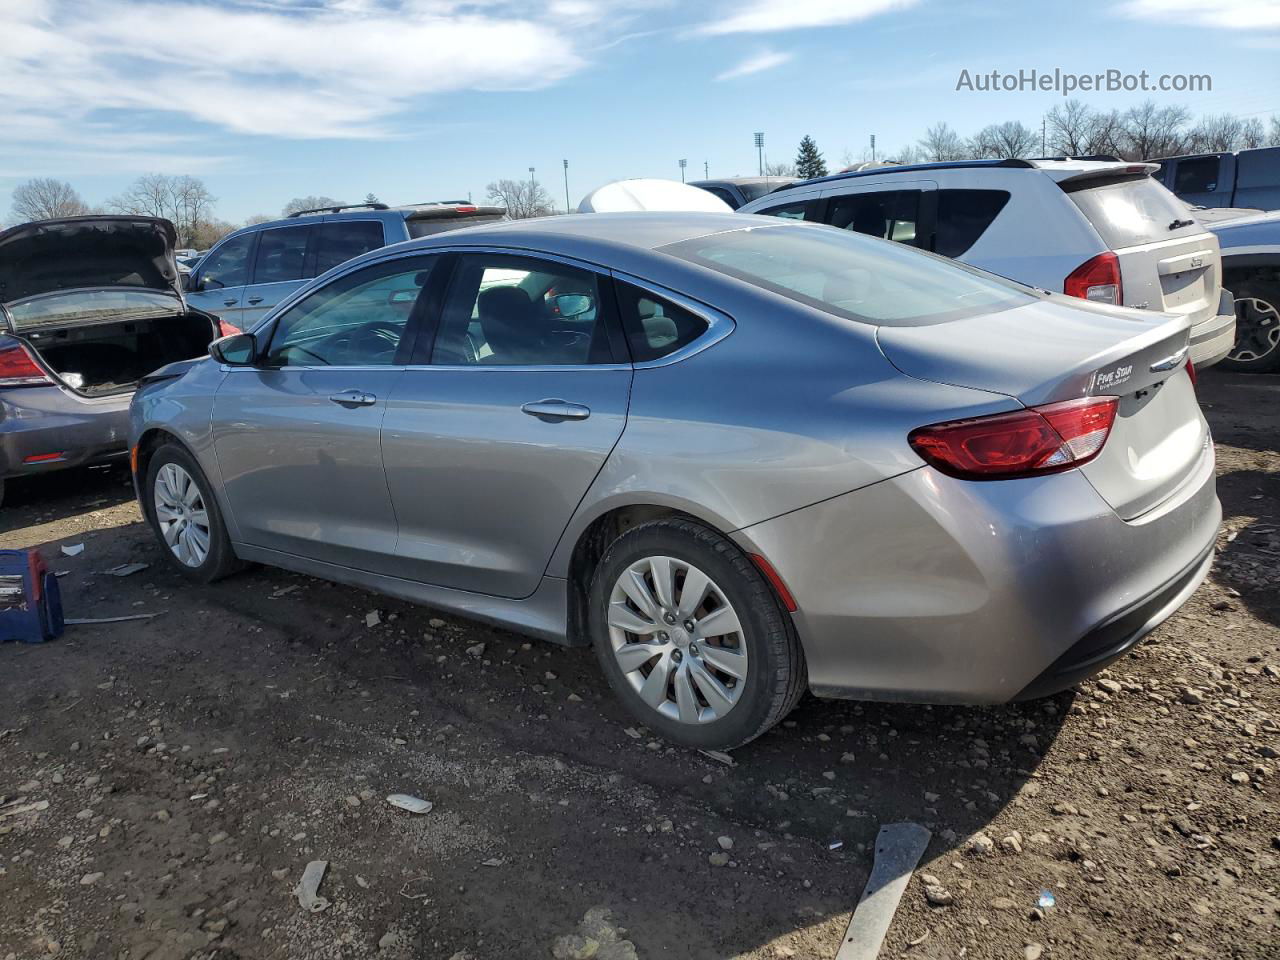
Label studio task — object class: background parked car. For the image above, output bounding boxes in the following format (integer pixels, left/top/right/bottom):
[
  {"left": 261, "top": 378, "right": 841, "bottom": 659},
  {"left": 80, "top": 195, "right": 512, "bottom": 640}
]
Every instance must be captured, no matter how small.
[
  {"left": 131, "top": 212, "right": 1217, "bottom": 748},
  {"left": 739, "top": 158, "right": 1237, "bottom": 369},
  {"left": 689, "top": 177, "right": 797, "bottom": 210},
  {"left": 1197, "top": 207, "right": 1280, "bottom": 372},
  {"left": 1152, "top": 146, "right": 1280, "bottom": 211},
  {"left": 0, "top": 216, "right": 217, "bottom": 505},
  {"left": 185, "top": 201, "right": 505, "bottom": 334}
]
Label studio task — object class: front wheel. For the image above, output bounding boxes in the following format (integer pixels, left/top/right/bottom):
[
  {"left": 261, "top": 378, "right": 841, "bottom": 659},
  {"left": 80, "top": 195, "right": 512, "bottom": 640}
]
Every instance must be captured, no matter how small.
[
  {"left": 144, "top": 444, "right": 243, "bottom": 583},
  {"left": 589, "top": 518, "right": 806, "bottom": 749},
  {"left": 1219, "top": 278, "right": 1280, "bottom": 373}
]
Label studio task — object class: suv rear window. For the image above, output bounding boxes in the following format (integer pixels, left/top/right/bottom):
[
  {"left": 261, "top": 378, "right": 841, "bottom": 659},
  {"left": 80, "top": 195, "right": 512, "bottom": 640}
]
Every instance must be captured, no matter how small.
[
  {"left": 408, "top": 215, "right": 505, "bottom": 239},
  {"left": 661, "top": 224, "right": 1033, "bottom": 327},
  {"left": 1066, "top": 176, "right": 1203, "bottom": 249},
  {"left": 934, "top": 189, "right": 1010, "bottom": 257}
]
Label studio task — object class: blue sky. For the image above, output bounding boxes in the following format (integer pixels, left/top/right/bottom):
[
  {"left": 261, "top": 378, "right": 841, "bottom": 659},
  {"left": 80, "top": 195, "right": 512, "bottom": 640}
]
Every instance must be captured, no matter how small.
[{"left": 2, "top": 0, "right": 1278, "bottom": 222}]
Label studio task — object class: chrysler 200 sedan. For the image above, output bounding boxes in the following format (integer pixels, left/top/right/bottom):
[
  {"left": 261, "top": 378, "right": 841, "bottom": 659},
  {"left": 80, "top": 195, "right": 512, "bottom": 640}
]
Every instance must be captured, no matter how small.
[{"left": 128, "top": 213, "right": 1221, "bottom": 749}]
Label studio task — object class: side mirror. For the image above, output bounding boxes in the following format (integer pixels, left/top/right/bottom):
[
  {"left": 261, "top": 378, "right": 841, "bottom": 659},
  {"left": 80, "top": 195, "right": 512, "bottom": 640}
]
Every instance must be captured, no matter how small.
[
  {"left": 550, "top": 293, "right": 594, "bottom": 319},
  {"left": 209, "top": 332, "right": 256, "bottom": 366}
]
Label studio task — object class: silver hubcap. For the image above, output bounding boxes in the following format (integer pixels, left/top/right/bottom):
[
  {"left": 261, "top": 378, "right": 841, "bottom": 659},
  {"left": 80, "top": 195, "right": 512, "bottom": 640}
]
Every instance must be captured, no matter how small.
[
  {"left": 153, "top": 463, "right": 211, "bottom": 568},
  {"left": 608, "top": 556, "right": 748, "bottom": 725},
  {"left": 1228, "top": 296, "right": 1280, "bottom": 363}
]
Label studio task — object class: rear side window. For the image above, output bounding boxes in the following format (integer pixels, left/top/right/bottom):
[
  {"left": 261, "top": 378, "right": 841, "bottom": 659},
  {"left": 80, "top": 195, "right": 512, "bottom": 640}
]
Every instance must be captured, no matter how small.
[
  {"left": 407, "top": 215, "right": 505, "bottom": 239},
  {"left": 614, "top": 282, "right": 709, "bottom": 362},
  {"left": 660, "top": 224, "right": 1033, "bottom": 327},
  {"left": 1067, "top": 176, "right": 1202, "bottom": 249},
  {"left": 933, "top": 189, "right": 1010, "bottom": 257},
  {"left": 827, "top": 191, "right": 922, "bottom": 246},
  {"left": 1173, "top": 156, "right": 1221, "bottom": 194},
  {"left": 253, "top": 226, "right": 310, "bottom": 284},
  {"left": 313, "top": 221, "right": 385, "bottom": 275},
  {"left": 756, "top": 200, "right": 812, "bottom": 221}
]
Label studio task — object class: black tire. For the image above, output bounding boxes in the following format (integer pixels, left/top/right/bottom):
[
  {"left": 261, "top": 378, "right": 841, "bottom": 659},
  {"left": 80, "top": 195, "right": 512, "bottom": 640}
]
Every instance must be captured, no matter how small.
[
  {"left": 1218, "top": 278, "right": 1280, "bottom": 374},
  {"left": 588, "top": 517, "right": 806, "bottom": 749},
  {"left": 143, "top": 444, "right": 244, "bottom": 583}
]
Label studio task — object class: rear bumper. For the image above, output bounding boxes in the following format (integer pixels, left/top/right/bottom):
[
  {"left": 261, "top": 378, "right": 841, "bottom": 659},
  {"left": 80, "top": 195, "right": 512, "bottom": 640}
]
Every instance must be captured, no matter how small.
[
  {"left": 0, "top": 386, "right": 131, "bottom": 481},
  {"left": 1188, "top": 297, "right": 1236, "bottom": 369},
  {"left": 732, "top": 441, "right": 1220, "bottom": 704}
]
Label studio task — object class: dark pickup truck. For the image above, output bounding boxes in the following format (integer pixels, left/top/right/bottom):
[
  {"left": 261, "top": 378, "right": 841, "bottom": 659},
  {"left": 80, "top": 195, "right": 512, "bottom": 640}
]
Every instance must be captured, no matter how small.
[{"left": 1152, "top": 146, "right": 1280, "bottom": 211}]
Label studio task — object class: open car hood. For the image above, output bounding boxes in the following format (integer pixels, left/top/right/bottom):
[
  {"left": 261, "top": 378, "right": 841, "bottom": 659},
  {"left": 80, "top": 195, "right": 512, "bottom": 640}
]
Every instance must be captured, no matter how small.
[{"left": 0, "top": 216, "right": 182, "bottom": 308}]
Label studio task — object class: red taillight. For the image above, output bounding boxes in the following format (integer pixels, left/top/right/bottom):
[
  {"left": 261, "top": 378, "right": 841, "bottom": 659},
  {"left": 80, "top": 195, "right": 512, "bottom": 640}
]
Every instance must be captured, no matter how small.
[
  {"left": 454, "top": 205, "right": 477, "bottom": 213},
  {"left": 1064, "top": 252, "right": 1122, "bottom": 305},
  {"left": 217, "top": 319, "right": 242, "bottom": 338},
  {"left": 1184, "top": 357, "right": 1196, "bottom": 387},
  {"left": 0, "top": 338, "right": 52, "bottom": 387},
  {"left": 909, "top": 396, "right": 1119, "bottom": 480}
]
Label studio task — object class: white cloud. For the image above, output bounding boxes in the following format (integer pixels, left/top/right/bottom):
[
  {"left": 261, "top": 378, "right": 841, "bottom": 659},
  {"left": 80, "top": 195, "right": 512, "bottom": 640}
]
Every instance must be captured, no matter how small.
[
  {"left": 1120, "top": 0, "right": 1280, "bottom": 30},
  {"left": 0, "top": 0, "right": 659, "bottom": 148},
  {"left": 699, "top": 0, "right": 921, "bottom": 35},
  {"left": 715, "top": 50, "right": 793, "bottom": 81}
]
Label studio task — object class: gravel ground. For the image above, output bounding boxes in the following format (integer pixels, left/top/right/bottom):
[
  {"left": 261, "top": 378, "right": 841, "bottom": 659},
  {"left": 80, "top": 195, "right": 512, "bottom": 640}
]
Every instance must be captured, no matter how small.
[{"left": 1, "top": 370, "right": 1277, "bottom": 960}]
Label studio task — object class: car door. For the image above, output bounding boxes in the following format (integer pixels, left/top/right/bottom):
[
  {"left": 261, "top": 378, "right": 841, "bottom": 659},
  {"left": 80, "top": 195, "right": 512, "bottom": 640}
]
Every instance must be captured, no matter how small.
[
  {"left": 238, "top": 224, "right": 312, "bottom": 329},
  {"left": 210, "top": 253, "right": 436, "bottom": 575},
  {"left": 381, "top": 251, "right": 633, "bottom": 598},
  {"left": 185, "top": 230, "right": 256, "bottom": 330}
]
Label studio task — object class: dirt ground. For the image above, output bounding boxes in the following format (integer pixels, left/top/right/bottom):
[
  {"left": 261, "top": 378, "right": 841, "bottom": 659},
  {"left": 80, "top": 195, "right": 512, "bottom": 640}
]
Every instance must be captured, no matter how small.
[{"left": 1, "top": 371, "right": 1277, "bottom": 960}]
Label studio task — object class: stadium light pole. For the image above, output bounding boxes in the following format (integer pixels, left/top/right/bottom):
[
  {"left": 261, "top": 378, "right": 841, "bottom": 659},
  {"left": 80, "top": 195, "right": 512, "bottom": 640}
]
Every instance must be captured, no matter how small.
[
  {"left": 563, "top": 159, "right": 570, "bottom": 213},
  {"left": 678, "top": 158, "right": 687, "bottom": 183},
  {"left": 753, "top": 132, "right": 764, "bottom": 176}
]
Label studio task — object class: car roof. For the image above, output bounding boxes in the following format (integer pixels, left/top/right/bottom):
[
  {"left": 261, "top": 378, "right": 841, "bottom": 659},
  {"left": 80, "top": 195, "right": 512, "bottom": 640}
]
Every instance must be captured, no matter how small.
[
  {"left": 771, "top": 157, "right": 1158, "bottom": 193},
  {"left": 691, "top": 177, "right": 798, "bottom": 187},
  {"left": 410, "top": 211, "right": 754, "bottom": 251}
]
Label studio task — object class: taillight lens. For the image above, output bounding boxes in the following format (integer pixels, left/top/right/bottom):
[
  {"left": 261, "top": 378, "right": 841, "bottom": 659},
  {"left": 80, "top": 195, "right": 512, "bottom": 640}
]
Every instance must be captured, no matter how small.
[
  {"left": 1184, "top": 357, "right": 1196, "bottom": 388},
  {"left": 1064, "top": 252, "right": 1122, "bottom": 305},
  {"left": 0, "top": 338, "right": 52, "bottom": 387},
  {"left": 909, "top": 396, "right": 1119, "bottom": 480},
  {"left": 217, "top": 319, "right": 242, "bottom": 338}
]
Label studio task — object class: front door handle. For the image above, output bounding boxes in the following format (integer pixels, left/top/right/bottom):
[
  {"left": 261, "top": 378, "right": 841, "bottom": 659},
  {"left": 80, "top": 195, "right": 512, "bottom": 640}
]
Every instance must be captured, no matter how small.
[
  {"left": 247, "top": 296, "right": 264, "bottom": 305},
  {"left": 520, "top": 399, "right": 591, "bottom": 422},
  {"left": 328, "top": 389, "right": 377, "bottom": 408},
  {"left": 223, "top": 298, "right": 238, "bottom": 307}
]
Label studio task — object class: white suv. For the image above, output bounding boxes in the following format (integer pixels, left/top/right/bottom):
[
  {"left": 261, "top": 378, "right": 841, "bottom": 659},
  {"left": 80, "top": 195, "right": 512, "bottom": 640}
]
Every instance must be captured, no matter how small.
[{"left": 739, "top": 159, "right": 1237, "bottom": 368}]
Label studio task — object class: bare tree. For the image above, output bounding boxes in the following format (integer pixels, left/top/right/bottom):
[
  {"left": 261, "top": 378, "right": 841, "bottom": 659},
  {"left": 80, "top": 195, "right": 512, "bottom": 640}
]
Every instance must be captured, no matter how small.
[
  {"left": 1269, "top": 117, "right": 1280, "bottom": 147},
  {"left": 1240, "top": 118, "right": 1265, "bottom": 150},
  {"left": 107, "top": 174, "right": 217, "bottom": 248},
  {"left": 764, "top": 160, "right": 797, "bottom": 177},
  {"left": 1118, "top": 101, "right": 1191, "bottom": 160},
  {"left": 918, "top": 122, "right": 967, "bottom": 162},
  {"left": 188, "top": 219, "right": 237, "bottom": 250},
  {"left": 1189, "top": 113, "right": 1247, "bottom": 153},
  {"left": 282, "top": 196, "right": 343, "bottom": 217},
  {"left": 243, "top": 214, "right": 274, "bottom": 226},
  {"left": 968, "top": 121, "right": 1038, "bottom": 159},
  {"left": 485, "top": 178, "right": 553, "bottom": 219},
  {"left": 9, "top": 178, "right": 90, "bottom": 223},
  {"left": 1045, "top": 100, "right": 1123, "bottom": 157}
]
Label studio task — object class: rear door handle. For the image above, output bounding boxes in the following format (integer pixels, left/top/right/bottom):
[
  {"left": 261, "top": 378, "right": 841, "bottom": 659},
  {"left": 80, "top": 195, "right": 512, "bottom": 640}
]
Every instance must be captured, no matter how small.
[
  {"left": 520, "top": 399, "right": 591, "bottom": 422},
  {"left": 328, "top": 389, "right": 377, "bottom": 408},
  {"left": 246, "top": 296, "right": 264, "bottom": 305}
]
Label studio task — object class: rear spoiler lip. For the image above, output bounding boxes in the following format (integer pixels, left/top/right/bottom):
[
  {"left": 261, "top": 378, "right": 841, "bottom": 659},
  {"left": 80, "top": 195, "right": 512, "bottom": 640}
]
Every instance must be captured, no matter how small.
[
  {"left": 1045, "top": 162, "right": 1160, "bottom": 187},
  {"left": 404, "top": 205, "right": 506, "bottom": 220}
]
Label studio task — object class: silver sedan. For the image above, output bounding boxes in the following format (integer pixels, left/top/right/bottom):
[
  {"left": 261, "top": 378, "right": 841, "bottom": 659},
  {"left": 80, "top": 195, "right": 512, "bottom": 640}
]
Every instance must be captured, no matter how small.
[{"left": 129, "top": 213, "right": 1220, "bottom": 749}]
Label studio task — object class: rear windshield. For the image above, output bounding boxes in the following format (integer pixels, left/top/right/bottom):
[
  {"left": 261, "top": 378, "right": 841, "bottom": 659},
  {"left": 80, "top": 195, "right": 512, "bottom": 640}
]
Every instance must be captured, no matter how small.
[
  {"left": 408, "top": 215, "right": 506, "bottom": 239},
  {"left": 7, "top": 289, "right": 178, "bottom": 331},
  {"left": 659, "top": 224, "right": 1034, "bottom": 327},
  {"left": 1067, "top": 176, "right": 1203, "bottom": 249},
  {"left": 737, "top": 181, "right": 790, "bottom": 203}
]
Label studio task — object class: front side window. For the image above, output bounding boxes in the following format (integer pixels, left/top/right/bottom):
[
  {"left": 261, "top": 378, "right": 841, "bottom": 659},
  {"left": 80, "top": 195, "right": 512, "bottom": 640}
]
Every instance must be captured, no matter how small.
[
  {"left": 933, "top": 189, "right": 1011, "bottom": 258},
  {"left": 828, "top": 190, "right": 922, "bottom": 246},
  {"left": 614, "top": 282, "right": 709, "bottom": 362},
  {"left": 661, "top": 224, "right": 1034, "bottom": 327},
  {"left": 264, "top": 258, "right": 432, "bottom": 367},
  {"left": 253, "top": 226, "right": 310, "bottom": 284},
  {"left": 757, "top": 200, "right": 812, "bottom": 221},
  {"left": 431, "top": 255, "right": 614, "bottom": 366},
  {"left": 313, "top": 221, "right": 386, "bottom": 276},
  {"left": 197, "top": 233, "right": 254, "bottom": 289}
]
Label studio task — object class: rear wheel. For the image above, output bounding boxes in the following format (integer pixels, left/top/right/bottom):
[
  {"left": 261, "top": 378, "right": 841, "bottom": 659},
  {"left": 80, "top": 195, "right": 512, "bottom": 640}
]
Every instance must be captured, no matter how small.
[
  {"left": 1219, "top": 278, "right": 1280, "bottom": 373},
  {"left": 144, "top": 444, "right": 243, "bottom": 583},
  {"left": 589, "top": 518, "right": 806, "bottom": 749}
]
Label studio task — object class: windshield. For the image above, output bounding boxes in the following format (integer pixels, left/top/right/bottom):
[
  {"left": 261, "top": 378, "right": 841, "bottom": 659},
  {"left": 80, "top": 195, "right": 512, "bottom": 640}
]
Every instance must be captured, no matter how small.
[
  {"left": 737, "top": 181, "right": 790, "bottom": 203},
  {"left": 1068, "top": 176, "right": 1203, "bottom": 249},
  {"left": 659, "top": 224, "right": 1034, "bottom": 327},
  {"left": 7, "top": 288, "right": 179, "bottom": 330}
]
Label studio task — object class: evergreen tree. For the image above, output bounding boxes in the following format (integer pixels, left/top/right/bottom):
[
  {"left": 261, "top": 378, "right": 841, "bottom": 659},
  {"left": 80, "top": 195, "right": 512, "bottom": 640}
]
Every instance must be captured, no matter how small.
[{"left": 794, "top": 136, "right": 828, "bottom": 179}]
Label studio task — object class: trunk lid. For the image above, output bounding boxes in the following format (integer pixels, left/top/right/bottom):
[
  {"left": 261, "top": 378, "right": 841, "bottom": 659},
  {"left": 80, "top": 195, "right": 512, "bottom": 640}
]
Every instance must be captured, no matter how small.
[
  {"left": 0, "top": 216, "right": 183, "bottom": 326},
  {"left": 878, "top": 295, "right": 1207, "bottom": 519}
]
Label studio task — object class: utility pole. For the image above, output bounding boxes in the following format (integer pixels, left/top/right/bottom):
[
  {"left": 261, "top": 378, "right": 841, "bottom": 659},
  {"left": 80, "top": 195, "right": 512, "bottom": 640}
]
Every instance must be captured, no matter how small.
[
  {"left": 704, "top": 160, "right": 709, "bottom": 178},
  {"left": 754, "top": 132, "right": 764, "bottom": 176},
  {"left": 528, "top": 167, "right": 536, "bottom": 217},
  {"left": 563, "top": 159, "right": 570, "bottom": 213},
  {"left": 678, "top": 159, "right": 687, "bottom": 183},
  {"left": 870, "top": 134, "right": 876, "bottom": 163},
  {"left": 1041, "top": 115, "right": 1047, "bottom": 155}
]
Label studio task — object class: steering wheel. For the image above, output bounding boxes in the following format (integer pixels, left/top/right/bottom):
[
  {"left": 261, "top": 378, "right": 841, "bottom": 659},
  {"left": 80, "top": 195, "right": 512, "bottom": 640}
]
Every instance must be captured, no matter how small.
[{"left": 327, "top": 321, "right": 403, "bottom": 362}]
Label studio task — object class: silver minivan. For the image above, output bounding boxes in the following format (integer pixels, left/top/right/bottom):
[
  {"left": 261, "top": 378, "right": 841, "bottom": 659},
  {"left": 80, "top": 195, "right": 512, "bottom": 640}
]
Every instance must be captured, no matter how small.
[{"left": 739, "top": 159, "right": 1237, "bottom": 368}]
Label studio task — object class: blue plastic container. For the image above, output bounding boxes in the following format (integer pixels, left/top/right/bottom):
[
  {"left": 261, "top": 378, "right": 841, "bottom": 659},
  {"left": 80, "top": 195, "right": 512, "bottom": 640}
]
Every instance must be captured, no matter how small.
[{"left": 0, "top": 549, "right": 63, "bottom": 643}]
